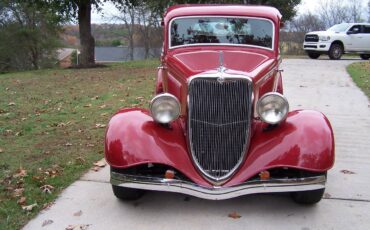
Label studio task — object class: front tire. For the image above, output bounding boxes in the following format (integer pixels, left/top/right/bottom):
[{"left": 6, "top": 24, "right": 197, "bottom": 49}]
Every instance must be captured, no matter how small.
[
  {"left": 112, "top": 185, "right": 145, "bottom": 200},
  {"left": 291, "top": 188, "right": 325, "bottom": 205},
  {"left": 328, "top": 44, "right": 343, "bottom": 60},
  {"left": 360, "top": 54, "right": 370, "bottom": 60},
  {"left": 307, "top": 52, "right": 321, "bottom": 59}
]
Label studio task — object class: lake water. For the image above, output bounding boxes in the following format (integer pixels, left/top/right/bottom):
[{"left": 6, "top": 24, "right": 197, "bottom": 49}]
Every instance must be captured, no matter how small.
[{"left": 95, "top": 47, "right": 161, "bottom": 62}]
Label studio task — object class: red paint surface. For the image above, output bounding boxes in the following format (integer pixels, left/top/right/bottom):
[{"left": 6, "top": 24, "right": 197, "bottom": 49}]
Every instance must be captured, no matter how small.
[{"left": 105, "top": 109, "right": 334, "bottom": 188}]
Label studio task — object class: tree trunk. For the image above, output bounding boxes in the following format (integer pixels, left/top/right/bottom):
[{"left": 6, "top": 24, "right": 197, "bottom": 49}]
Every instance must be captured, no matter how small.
[{"left": 78, "top": 1, "right": 95, "bottom": 66}]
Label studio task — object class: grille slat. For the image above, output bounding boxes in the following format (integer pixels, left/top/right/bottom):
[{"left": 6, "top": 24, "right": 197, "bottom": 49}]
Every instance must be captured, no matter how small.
[{"left": 188, "top": 78, "right": 252, "bottom": 182}]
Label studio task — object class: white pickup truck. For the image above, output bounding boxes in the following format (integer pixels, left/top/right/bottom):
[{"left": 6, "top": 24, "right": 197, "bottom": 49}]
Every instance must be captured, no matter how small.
[{"left": 303, "top": 23, "right": 370, "bottom": 60}]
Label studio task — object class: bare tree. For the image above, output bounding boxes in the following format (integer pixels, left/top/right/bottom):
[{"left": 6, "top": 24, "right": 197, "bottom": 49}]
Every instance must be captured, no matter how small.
[
  {"left": 348, "top": 0, "right": 364, "bottom": 23},
  {"left": 289, "top": 12, "right": 325, "bottom": 34},
  {"left": 368, "top": 0, "right": 370, "bottom": 22},
  {"left": 113, "top": 2, "right": 136, "bottom": 61},
  {"left": 317, "top": 0, "right": 351, "bottom": 28}
]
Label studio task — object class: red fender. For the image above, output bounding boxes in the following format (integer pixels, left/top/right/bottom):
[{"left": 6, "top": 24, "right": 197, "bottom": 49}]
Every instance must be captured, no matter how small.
[{"left": 105, "top": 109, "right": 334, "bottom": 187}]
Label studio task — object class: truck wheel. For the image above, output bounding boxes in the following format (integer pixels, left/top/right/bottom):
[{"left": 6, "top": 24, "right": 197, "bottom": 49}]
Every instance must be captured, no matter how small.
[
  {"left": 112, "top": 185, "right": 145, "bottom": 200},
  {"left": 360, "top": 54, "right": 370, "bottom": 60},
  {"left": 307, "top": 52, "right": 320, "bottom": 59},
  {"left": 328, "top": 44, "right": 343, "bottom": 60},
  {"left": 291, "top": 188, "right": 325, "bottom": 205}
]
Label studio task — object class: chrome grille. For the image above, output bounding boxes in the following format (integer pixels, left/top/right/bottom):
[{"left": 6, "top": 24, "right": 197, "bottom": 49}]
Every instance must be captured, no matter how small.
[{"left": 188, "top": 78, "right": 253, "bottom": 182}]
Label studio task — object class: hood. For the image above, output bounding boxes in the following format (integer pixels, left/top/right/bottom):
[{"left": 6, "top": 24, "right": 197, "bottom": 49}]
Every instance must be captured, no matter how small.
[{"left": 168, "top": 50, "right": 271, "bottom": 78}]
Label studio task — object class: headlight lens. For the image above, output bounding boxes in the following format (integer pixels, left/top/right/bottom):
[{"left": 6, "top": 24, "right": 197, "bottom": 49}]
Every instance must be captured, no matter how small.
[
  {"left": 319, "top": 36, "right": 330, "bottom": 41},
  {"left": 150, "top": 93, "right": 180, "bottom": 124},
  {"left": 257, "top": 93, "right": 289, "bottom": 124}
]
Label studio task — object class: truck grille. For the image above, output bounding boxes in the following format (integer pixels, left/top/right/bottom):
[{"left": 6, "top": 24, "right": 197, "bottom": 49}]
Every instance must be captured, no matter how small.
[
  {"left": 305, "top": 34, "right": 319, "bottom": 42},
  {"left": 188, "top": 78, "right": 252, "bottom": 183}
]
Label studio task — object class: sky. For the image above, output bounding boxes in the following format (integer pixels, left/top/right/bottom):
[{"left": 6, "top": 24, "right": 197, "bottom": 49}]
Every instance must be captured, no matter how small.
[{"left": 91, "top": 0, "right": 369, "bottom": 24}]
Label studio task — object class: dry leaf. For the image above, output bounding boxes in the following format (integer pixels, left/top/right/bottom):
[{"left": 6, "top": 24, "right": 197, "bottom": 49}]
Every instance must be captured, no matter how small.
[
  {"left": 73, "top": 210, "right": 83, "bottom": 216},
  {"left": 42, "top": 202, "right": 53, "bottom": 210},
  {"left": 95, "top": 123, "right": 106, "bottom": 128},
  {"left": 14, "top": 167, "right": 27, "bottom": 178},
  {"left": 83, "top": 104, "right": 92, "bottom": 108},
  {"left": 76, "top": 157, "right": 85, "bottom": 164},
  {"left": 86, "top": 143, "right": 95, "bottom": 147},
  {"left": 17, "top": 196, "right": 27, "bottom": 205},
  {"left": 8, "top": 102, "right": 16, "bottom": 106},
  {"left": 100, "top": 112, "right": 108, "bottom": 117},
  {"left": 42, "top": 219, "right": 54, "bottom": 227},
  {"left": 99, "top": 104, "right": 106, "bottom": 109},
  {"left": 13, "top": 188, "right": 24, "bottom": 197},
  {"left": 340, "top": 169, "right": 355, "bottom": 174},
  {"left": 228, "top": 211, "right": 241, "bottom": 219},
  {"left": 65, "top": 224, "right": 90, "bottom": 230},
  {"left": 40, "top": 184, "right": 54, "bottom": 194},
  {"left": 65, "top": 142, "right": 73, "bottom": 146},
  {"left": 0, "top": 148, "right": 3, "bottom": 153},
  {"left": 93, "top": 159, "right": 106, "bottom": 167},
  {"left": 22, "top": 203, "right": 37, "bottom": 211}
]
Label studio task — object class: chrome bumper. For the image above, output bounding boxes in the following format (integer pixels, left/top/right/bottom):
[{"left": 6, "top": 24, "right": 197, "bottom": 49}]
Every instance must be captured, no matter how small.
[{"left": 111, "top": 172, "right": 326, "bottom": 200}]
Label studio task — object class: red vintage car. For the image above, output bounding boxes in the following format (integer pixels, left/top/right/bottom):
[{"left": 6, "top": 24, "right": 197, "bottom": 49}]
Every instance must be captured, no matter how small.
[{"left": 105, "top": 5, "right": 335, "bottom": 204}]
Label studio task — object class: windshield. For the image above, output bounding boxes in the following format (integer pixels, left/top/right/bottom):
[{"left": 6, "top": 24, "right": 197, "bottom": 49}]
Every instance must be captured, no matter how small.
[
  {"left": 170, "top": 17, "right": 274, "bottom": 49},
  {"left": 327, "top": 23, "right": 350, "bottom": 32}
]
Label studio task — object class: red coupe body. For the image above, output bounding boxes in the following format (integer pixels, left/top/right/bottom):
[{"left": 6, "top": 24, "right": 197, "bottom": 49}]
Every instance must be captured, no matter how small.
[{"left": 105, "top": 5, "right": 334, "bottom": 201}]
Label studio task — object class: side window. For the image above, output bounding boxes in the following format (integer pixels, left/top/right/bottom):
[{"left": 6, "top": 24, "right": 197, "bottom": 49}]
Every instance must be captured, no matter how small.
[
  {"left": 363, "top": 25, "right": 370, "bottom": 34},
  {"left": 349, "top": 25, "right": 361, "bottom": 33}
]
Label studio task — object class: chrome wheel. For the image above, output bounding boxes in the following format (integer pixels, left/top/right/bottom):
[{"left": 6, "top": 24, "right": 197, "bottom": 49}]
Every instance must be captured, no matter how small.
[{"left": 329, "top": 44, "right": 343, "bottom": 60}]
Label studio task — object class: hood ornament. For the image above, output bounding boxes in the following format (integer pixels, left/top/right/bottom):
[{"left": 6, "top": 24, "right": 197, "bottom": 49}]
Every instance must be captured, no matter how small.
[{"left": 217, "top": 51, "right": 226, "bottom": 84}]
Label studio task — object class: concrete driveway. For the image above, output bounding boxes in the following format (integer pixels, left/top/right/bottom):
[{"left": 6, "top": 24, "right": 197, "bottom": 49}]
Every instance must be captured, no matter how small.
[{"left": 24, "top": 59, "right": 370, "bottom": 230}]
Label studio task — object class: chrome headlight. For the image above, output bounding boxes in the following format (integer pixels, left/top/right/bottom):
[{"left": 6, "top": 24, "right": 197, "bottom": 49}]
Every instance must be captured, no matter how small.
[
  {"left": 257, "top": 92, "right": 289, "bottom": 124},
  {"left": 150, "top": 93, "right": 180, "bottom": 124},
  {"left": 319, "top": 36, "right": 330, "bottom": 41}
]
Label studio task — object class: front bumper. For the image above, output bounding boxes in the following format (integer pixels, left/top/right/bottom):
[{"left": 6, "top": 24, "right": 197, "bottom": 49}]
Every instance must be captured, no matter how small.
[
  {"left": 111, "top": 172, "right": 326, "bottom": 200},
  {"left": 303, "top": 42, "right": 331, "bottom": 52}
]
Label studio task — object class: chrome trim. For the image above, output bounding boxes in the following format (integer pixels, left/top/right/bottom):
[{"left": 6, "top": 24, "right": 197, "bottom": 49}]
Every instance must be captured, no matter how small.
[
  {"left": 187, "top": 74, "right": 253, "bottom": 185},
  {"left": 168, "top": 15, "right": 275, "bottom": 51},
  {"left": 256, "top": 92, "right": 289, "bottom": 124},
  {"left": 149, "top": 93, "right": 181, "bottom": 123},
  {"left": 111, "top": 172, "right": 326, "bottom": 200}
]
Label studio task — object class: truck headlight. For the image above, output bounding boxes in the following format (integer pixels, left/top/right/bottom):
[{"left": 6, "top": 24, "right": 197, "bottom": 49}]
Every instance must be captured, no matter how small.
[
  {"left": 319, "top": 36, "right": 330, "bottom": 41},
  {"left": 257, "top": 93, "right": 289, "bottom": 124},
  {"left": 150, "top": 93, "right": 180, "bottom": 124}
]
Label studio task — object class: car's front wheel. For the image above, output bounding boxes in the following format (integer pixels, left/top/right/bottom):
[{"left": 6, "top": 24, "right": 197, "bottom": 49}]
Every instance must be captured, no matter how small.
[
  {"left": 328, "top": 43, "right": 343, "bottom": 60},
  {"left": 291, "top": 188, "right": 325, "bottom": 204},
  {"left": 360, "top": 54, "right": 370, "bottom": 60},
  {"left": 307, "top": 52, "right": 321, "bottom": 59},
  {"left": 112, "top": 185, "right": 145, "bottom": 200}
]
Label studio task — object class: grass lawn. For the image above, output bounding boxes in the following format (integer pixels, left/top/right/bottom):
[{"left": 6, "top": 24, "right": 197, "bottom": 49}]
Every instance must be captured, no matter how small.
[
  {"left": 0, "top": 59, "right": 158, "bottom": 229},
  {"left": 347, "top": 61, "right": 370, "bottom": 99}
]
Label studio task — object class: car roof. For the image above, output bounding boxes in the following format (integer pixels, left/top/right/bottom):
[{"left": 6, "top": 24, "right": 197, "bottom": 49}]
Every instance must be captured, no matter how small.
[{"left": 164, "top": 5, "right": 282, "bottom": 24}]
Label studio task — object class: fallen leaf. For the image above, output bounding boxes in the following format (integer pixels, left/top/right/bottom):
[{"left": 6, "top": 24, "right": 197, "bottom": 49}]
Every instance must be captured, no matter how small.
[
  {"left": 40, "top": 184, "right": 54, "bottom": 194},
  {"left": 95, "top": 123, "right": 106, "bottom": 128},
  {"left": 83, "top": 104, "right": 92, "bottom": 108},
  {"left": 8, "top": 102, "right": 16, "bottom": 106},
  {"left": 73, "top": 210, "right": 83, "bottom": 216},
  {"left": 14, "top": 167, "right": 27, "bottom": 178},
  {"left": 340, "top": 169, "right": 355, "bottom": 174},
  {"left": 323, "top": 193, "right": 331, "bottom": 199},
  {"left": 76, "top": 157, "right": 85, "bottom": 164},
  {"left": 13, "top": 188, "right": 24, "bottom": 197},
  {"left": 100, "top": 112, "right": 108, "bottom": 117},
  {"left": 93, "top": 159, "right": 106, "bottom": 167},
  {"left": 17, "top": 196, "right": 26, "bottom": 205},
  {"left": 228, "top": 211, "right": 241, "bottom": 219},
  {"left": 42, "top": 202, "right": 53, "bottom": 210},
  {"left": 65, "top": 224, "right": 90, "bottom": 230},
  {"left": 65, "top": 142, "right": 73, "bottom": 146},
  {"left": 91, "top": 166, "right": 100, "bottom": 172},
  {"left": 86, "top": 143, "right": 95, "bottom": 147},
  {"left": 22, "top": 203, "right": 37, "bottom": 211},
  {"left": 15, "top": 131, "right": 23, "bottom": 136},
  {"left": 0, "top": 148, "right": 3, "bottom": 153},
  {"left": 99, "top": 104, "right": 106, "bottom": 109},
  {"left": 91, "top": 96, "right": 99, "bottom": 100},
  {"left": 42, "top": 219, "right": 54, "bottom": 227}
]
